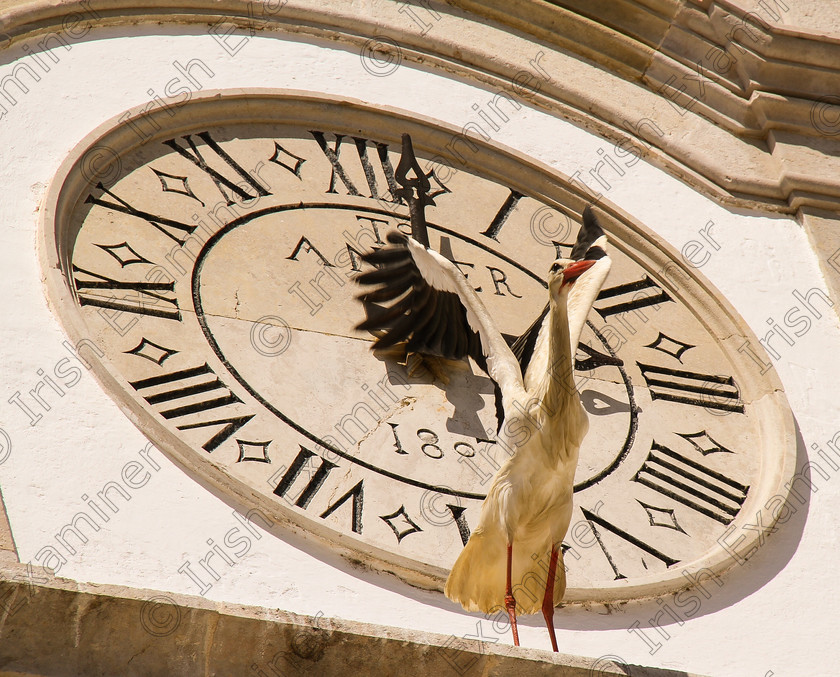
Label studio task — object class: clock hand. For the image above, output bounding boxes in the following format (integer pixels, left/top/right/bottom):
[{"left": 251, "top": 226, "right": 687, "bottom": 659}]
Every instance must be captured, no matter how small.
[
  {"left": 373, "top": 132, "right": 453, "bottom": 383},
  {"left": 394, "top": 133, "right": 433, "bottom": 248}
]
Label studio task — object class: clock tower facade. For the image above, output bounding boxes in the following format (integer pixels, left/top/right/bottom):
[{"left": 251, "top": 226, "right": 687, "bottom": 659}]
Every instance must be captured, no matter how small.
[{"left": 0, "top": 2, "right": 838, "bottom": 676}]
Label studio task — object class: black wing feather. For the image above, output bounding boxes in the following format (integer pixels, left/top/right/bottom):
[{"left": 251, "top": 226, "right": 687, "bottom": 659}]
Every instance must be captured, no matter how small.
[
  {"left": 407, "top": 293, "right": 442, "bottom": 351},
  {"left": 356, "top": 262, "right": 417, "bottom": 286},
  {"left": 356, "top": 234, "right": 503, "bottom": 429},
  {"left": 362, "top": 247, "right": 412, "bottom": 265},
  {"left": 357, "top": 292, "right": 417, "bottom": 330},
  {"left": 570, "top": 205, "right": 606, "bottom": 261},
  {"left": 355, "top": 234, "right": 484, "bottom": 366},
  {"left": 360, "top": 283, "right": 410, "bottom": 304},
  {"left": 373, "top": 310, "right": 418, "bottom": 350}
]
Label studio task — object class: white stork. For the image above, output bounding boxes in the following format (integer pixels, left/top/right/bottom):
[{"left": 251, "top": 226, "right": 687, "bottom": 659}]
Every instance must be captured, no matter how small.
[{"left": 354, "top": 136, "right": 614, "bottom": 652}]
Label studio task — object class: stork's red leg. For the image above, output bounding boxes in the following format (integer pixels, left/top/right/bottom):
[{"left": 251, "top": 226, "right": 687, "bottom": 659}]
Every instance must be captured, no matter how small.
[
  {"left": 542, "top": 546, "right": 560, "bottom": 652},
  {"left": 504, "top": 543, "right": 520, "bottom": 646}
]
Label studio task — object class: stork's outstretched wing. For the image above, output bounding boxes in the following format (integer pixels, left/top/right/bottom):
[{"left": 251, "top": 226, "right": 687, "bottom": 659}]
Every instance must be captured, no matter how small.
[
  {"left": 356, "top": 231, "right": 525, "bottom": 404},
  {"left": 513, "top": 205, "right": 615, "bottom": 391}
]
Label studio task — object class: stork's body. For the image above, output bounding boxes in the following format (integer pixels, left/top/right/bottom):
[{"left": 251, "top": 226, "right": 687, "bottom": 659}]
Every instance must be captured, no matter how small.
[
  {"left": 354, "top": 133, "right": 614, "bottom": 653},
  {"left": 444, "top": 254, "right": 597, "bottom": 649}
]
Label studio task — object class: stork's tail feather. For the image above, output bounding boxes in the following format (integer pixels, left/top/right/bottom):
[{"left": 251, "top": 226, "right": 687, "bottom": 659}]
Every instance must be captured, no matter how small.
[
  {"left": 445, "top": 531, "right": 564, "bottom": 615},
  {"left": 445, "top": 531, "right": 505, "bottom": 614}
]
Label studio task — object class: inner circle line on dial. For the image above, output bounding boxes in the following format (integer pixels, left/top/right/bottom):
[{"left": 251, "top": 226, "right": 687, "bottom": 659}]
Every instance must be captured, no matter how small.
[{"left": 191, "top": 202, "right": 635, "bottom": 499}]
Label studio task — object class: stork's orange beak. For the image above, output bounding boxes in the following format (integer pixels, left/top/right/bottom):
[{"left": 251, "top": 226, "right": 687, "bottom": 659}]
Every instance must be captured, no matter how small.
[{"left": 562, "top": 259, "right": 596, "bottom": 283}]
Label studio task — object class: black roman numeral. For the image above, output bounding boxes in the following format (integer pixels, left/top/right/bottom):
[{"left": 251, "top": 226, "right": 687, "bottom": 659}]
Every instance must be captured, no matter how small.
[
  {"left": 575, "top": 342, "right": 624, "bottom": 371},
  {"left": 163, "top": 131, "right": 271, "bottom": 205},
  {"left": 581, "top": 507, "right": 680, "bottom": 580},
  {"left": 310, "top": 131, "right": 400, "bottom": 202},
  {"left": 447, "top": 504, "right": 471, "bottom": 546},
  {"left": 637, "top": 363, "right": 744, "bottom": 413},
  {"left": 320, "top": 481, "right": 364, "bottom": 535},
  {"left": 130, "top": 363, "right": 252, "bottom": 451},
  {"left": 273, "top": 446, "right": 337, "bottom": 508},
  {"left": 73, "top": 265, "right": 181, "bottom": 320},
  {"left": 480, "top": 189, "right": 523, "bottom": 240},
  {"left": 273, "top": 446, "right": 365, "bottom": 534},
  {"left": 177, "top": 416, "right": 255, "bottom": 453},
  {"left": 594, "top": 276, "right": 673, "bottom": 319},
  {"left": 86, "top": 183, "right": 197, "bottom": 246},
  {"left": 633, "top": 442, "right": 748, "bottom": 525}
]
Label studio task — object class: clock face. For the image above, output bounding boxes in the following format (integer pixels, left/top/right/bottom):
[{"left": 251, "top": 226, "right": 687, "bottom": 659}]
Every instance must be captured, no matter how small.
[{"left": 41, "top": 91, "right": 796, "bottom": 602}]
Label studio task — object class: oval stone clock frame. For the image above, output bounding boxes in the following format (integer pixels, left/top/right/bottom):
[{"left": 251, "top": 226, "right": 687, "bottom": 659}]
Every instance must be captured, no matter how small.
[{"left": 39, "top": 89, "right": 797, "bottom": 604}]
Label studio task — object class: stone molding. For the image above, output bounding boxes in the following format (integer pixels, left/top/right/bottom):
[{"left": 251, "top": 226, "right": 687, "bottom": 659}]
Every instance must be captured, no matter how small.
[
  {"left": 0, "top": 0, "right": 840, "bottom": 216},
  {"left": 462, "top": 0, "right": 840, "bottom": 139},
  {"left": 0, "top": 561, "right": 706, "bottom": 676},
  {"left": 2, "top": 0, "right": 840, "bottom": 310},
  {"left": 455, "top": 0, "right": 840, "bottom": 216}
]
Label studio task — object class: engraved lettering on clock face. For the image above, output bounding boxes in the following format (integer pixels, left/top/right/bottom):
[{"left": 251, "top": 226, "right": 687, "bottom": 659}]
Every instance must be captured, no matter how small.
[{"left": 43, "top": 93, "right": 795, "bottom": 601}]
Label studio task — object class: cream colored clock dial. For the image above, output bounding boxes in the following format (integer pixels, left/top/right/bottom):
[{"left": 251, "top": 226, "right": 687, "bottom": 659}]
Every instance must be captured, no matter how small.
[{"left": 40, "top": 90, "right": 797, "bottom": 602}]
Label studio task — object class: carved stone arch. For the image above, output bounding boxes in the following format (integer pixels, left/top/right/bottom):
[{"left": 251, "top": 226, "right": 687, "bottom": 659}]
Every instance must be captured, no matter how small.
[{"left": 3, "top": 0, "right": 839, "bottom": 301}]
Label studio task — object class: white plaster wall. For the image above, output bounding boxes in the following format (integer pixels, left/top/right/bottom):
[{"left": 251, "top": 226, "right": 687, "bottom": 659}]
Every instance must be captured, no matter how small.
[{"left": 0, "top": 26, "right": 838, "bottom": 677}]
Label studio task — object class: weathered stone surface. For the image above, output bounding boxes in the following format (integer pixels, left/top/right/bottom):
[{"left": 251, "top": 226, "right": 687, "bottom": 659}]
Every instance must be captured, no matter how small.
[{"left": 0, "top": 562, "right": 705, "bottom": 676}]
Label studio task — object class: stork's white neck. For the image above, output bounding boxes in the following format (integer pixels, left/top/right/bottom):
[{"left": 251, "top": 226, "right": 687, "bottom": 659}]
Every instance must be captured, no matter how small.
[
  {"left": 567, "top": 255, "right": 611, "bottom": 350},
  {"left": 538, "top": 282, "right": 575, "bottom": 418}
]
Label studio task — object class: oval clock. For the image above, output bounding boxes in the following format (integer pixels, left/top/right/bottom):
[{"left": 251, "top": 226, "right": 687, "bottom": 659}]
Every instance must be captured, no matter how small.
[{"left": 39, "top": 90, "right": 797, "bottom": 603}]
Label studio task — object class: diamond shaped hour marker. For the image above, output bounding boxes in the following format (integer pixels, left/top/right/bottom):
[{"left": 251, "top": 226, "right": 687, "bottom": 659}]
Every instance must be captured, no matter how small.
[
  {"left": 678, "top": 430, "right": 734, "bottom": 456},
  {"left": 380, "top": 505, "right": 423, "bottom": 543},
  {"left": 637, "top": 500, "right": 686, "bottom": 533},
  {"left": 236, "top": 439, "right": 272, "bottom": 463},
  {"left": 152, "top": 168, "right": 204, "bottom": 206},
  {"left": 269, "top": 142, "right": 306, "bottom": 178},
  {"left": 95, "top": 242, "right": 151, "bottom": 267},
  {"left": 124, "top": 338, "right": 178, "bottom": 366},
  {"left": 644, "top": 332, "right": 695, "bottom": 362}
]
